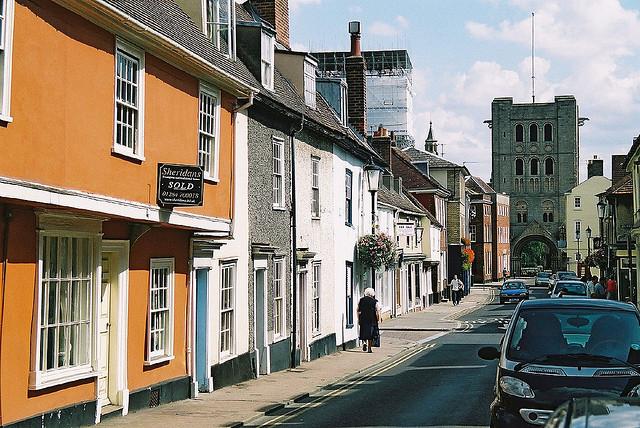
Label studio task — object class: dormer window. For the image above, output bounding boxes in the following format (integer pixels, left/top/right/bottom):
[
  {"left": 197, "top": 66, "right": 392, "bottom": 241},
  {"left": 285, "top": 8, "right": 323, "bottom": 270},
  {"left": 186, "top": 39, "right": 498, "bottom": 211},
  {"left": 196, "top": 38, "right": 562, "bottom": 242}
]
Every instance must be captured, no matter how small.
[
  {"left": 261, "top": 31, "right": 274, "bottom": 91},
  {"left": 304, "top": 59, "right": 317, "bottom": 109},
  {"left": 340, "top": 82, "right": 348, "bottom": 126},
  {"left": 205, "top": 0, "right": 235, "bottom": 57}
]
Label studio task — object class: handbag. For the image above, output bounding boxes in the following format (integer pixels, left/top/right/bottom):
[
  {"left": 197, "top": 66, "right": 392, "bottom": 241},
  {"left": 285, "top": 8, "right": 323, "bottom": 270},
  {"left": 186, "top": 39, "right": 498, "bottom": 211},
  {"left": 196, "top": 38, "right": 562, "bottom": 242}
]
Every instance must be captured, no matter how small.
[{"left": 372, "top": 326, "right": 381, "bottom": 347}]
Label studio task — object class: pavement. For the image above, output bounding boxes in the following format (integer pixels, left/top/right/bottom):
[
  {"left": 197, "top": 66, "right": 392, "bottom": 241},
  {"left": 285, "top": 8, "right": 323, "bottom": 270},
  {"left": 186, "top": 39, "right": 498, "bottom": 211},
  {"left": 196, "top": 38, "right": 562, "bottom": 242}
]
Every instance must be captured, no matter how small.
[{"left": 100, "top": 285, "right": 497, "bottom": 428}]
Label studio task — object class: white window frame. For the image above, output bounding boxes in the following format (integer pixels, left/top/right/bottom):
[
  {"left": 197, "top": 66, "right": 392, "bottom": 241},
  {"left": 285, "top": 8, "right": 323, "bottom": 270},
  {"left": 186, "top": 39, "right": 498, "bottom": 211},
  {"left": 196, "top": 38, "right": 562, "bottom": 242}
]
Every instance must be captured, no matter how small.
[
  {"left": 345, "top": 169, "right": 353, "bottom": 225},
  {"left": 469, "top": 224, "right": 476, "bottom": 242},
  {"left": 31, "top": 224, "right": 101, "bottom": 390},
  {"left": 574, "top": 197, "right": 581, "bottom": 209},
  {"left": 198, "top": 83, "right": 221, "bottom": 181},
  {"left": 204, "top": 0, "right": 235, "bottom": 58},
  {"left": 273, "top": 258, "right": 285, "bottom": 339},
  {"left": 220, "top": 261, "right": 236, "bottom": 357},
  {"left": 272, "top": 137, "right": 285, "bottom": 208},
  {"left": 113, "top": 38, "right": 145, "bottom": 161},
  {"left": 146, "top": 258, "right": 175, "bottom": 365},
  {"left": 575, "top": 221, "right": 582, "bottom": 242},
  {"left": 0, "top": 0, "right": 15, "bottom": 122},
  {"left": 260, "top": 31, "right": 274, "bottom": 91},
  {"left": 340, "top": 82, "right": 348, "bottom": 126},
  {"left": 311, "top": 262, "right": 321, "bottom": 335},
  {"left": 311, "top": 156, "right": 320, "bottom": 217},
  {"left": 304, "top": 59, "right": 317, "bottom": 109}
]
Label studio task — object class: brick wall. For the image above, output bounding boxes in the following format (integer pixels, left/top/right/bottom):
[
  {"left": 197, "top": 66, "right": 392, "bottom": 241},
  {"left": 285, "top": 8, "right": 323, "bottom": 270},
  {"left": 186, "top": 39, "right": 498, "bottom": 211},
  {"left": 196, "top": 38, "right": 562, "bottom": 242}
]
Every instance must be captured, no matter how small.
[
  {"left": 251, "top": 0, "right": 290, "bottom": 48},
  {"left": 346, "top": 56, "right": 367, "bottom": 135}
]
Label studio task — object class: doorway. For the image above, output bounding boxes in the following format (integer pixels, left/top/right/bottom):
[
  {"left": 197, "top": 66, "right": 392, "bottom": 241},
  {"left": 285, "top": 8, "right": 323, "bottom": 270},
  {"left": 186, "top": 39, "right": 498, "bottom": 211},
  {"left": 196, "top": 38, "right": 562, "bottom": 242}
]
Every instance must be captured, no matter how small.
[
  {"left": 298, "top": 270, "right": 309, "bottom": 362},
  {"left": 255, "top": 268, "right": 268, "bottom": 375},
  {"left": 195, "top": 268, "right": 211, "bottom": 391},
  {"left": 98, "top": 240, "right": 129, "bottom": 418}
]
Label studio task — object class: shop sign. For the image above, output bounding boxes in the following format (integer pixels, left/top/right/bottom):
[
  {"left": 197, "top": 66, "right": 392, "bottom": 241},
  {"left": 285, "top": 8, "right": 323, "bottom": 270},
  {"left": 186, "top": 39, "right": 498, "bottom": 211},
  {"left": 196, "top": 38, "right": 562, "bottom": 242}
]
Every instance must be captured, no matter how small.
[
  {"left": 397, "top": 223, "right": 415, "bottom": 236},
  {"left": 157, "top": 163, "right": 204, "bottom": 207}
]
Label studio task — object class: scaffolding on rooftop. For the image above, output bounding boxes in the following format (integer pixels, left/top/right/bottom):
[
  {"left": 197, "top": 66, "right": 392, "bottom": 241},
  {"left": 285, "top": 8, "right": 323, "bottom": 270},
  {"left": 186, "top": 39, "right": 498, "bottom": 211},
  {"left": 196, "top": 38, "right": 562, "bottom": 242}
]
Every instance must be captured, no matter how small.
[{"left": 313, "top": 50, "right": 413, "bottom": 82}]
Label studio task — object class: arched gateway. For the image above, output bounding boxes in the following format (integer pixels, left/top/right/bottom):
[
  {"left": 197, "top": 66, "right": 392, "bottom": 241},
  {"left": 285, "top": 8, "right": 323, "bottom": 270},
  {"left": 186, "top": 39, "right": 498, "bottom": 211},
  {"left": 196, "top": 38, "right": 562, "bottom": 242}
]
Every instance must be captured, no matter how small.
[{"left": 511, "top": 221, "right": 563, "bottom": 276}]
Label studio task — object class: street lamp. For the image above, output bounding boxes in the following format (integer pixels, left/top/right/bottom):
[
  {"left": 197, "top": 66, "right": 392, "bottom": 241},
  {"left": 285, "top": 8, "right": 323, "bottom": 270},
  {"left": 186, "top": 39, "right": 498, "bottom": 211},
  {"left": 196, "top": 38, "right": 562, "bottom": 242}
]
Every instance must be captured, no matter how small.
[
  {"left": 415, "top": 225, "right": 424, "bottom": 244},
  {"left": 597, "top": 199, "right": 606, "bottom": 241},
  {"left": 364, "top": 162, "right": 383, "bottom": 289},
  {"left": 586, "top": 226, "right": 592, "bottom": 257}
]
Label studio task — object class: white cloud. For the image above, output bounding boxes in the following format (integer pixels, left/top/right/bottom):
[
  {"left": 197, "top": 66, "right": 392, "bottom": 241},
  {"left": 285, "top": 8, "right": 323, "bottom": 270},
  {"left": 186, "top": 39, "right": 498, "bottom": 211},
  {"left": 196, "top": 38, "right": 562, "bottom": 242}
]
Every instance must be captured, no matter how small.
[
  {"left": 368, "top": 21, "right": 397, "bottom": 37},
  {"left": 289, "top": 0, "right": 321, "bottom": 12},
  {"left": 395, "top": 15, "right": 410, "bottom": 29}
]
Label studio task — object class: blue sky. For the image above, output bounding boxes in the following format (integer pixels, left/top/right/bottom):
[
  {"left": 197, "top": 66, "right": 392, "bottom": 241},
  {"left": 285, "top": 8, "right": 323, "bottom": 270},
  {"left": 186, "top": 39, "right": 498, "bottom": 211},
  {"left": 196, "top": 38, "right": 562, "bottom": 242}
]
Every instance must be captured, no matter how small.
[{"left": 289, "top": 0, "right": 640, "bottom": 182}]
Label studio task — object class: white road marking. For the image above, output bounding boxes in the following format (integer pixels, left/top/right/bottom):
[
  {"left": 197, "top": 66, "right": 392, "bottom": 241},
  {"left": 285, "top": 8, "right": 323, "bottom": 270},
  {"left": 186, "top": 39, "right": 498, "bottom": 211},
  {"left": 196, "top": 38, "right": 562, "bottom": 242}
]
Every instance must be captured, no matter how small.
[{"left": 412, "top": 365, "right": 488, "bottom": 370}]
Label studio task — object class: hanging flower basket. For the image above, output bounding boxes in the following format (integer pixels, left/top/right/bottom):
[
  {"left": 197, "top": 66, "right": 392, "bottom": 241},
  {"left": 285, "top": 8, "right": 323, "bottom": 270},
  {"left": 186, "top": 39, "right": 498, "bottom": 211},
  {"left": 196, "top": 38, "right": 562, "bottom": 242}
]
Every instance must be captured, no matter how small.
[
  {"left": 462, "top": 247, "right": 475, "bottom": 271},
  {"left": 584, "top": 247, "right": 607, "bottom": 269},
  {"left": 461, "top": 237, "right": 471, "bottom": 246},
  {"left": 357, "top": 233, "right": 396, "bottom": 270}
]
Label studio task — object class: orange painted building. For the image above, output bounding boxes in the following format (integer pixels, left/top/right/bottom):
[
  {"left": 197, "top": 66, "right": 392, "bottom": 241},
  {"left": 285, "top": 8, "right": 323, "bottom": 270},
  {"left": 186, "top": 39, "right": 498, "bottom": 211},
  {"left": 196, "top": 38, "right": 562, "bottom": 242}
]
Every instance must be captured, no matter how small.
[{"left": 0, "top": 0, "right": 257, "bottom": 425}]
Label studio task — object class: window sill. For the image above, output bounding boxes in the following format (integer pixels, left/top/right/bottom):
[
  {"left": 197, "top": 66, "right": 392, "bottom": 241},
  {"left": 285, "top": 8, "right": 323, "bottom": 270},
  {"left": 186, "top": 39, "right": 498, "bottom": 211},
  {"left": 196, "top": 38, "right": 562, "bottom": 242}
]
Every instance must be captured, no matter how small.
[
  {"left": 345, "top": 222, "right": 353, "bottom": 228},
  {"left": 220, "top": 352, "right": 236, "bottom": 363},
  {"left": 204, "top": 176, "right": 219, "bottom": 184},
  {"left": 144, "top": 355, "right": 175, "bottom": 366},
  {"left": 273, "top": 335, "right": 288, "bottom": 344},
  {"left": 311, "top": 216, "right": 321, "bottom": 221},
  {"left": 111, "top": 146, "right": 145, "bottom": 162},
  {"left": 345, "top": 324, "right": 354, "bottom": 329},
  {"left": 272, "top": 205, "right": 287, "bottom": 211},
  {"left": 0, "top": 114, "right": 13, "bottom": 124},
  {"left": 29, "top": 366, "right": 98, "bottom": 390}
]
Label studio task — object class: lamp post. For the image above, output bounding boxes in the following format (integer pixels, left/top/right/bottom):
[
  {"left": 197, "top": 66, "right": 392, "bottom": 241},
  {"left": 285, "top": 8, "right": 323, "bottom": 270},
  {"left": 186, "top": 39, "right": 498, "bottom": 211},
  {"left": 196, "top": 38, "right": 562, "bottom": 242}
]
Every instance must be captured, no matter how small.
[
  {"left": 364, "top": 163, "right": 383, "bottom": 289},
  {"left": 597, "top": 199, "right": 606, "bottom": 242},
  {"left": 586, "top": 226, "right": 592, "bottom": 257},
  {"left": 576, "top": 231, "right": 581, "bottom": 274}
]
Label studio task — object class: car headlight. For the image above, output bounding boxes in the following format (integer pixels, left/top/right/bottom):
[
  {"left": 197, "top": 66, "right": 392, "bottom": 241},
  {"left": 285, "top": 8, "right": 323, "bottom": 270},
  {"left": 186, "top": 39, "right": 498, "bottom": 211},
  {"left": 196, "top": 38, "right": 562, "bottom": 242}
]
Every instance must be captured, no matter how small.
[
  {"left": 627, "top": 384, "right": 640, "bottom": 397},
  {"left": 499, "top": 376, "right": 535, "bottom": 398}
]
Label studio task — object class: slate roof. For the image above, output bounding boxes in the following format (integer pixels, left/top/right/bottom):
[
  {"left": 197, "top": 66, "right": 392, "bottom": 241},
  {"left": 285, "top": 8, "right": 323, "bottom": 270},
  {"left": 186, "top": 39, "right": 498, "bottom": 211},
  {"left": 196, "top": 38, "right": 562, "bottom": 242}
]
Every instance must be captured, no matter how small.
[
  {"left": 403, "top": 147, "right": 471, "bottom": 175},
  {"left": 392, "top": 147, "right": 450, "bottom": 195},
  {"left": 602, "top": 174, "right": 632, "bottom": 196},
  {"left": 378, "top": 186, "right": 424, "bottom": 214},
  {"left": 622, "top": 134, "right": 640, "bottom": 169},
  {"left": 466, "top": 176, "right": 495, "bottom": 195},
  {"left": 104, "top": 0, "right": 260, "bottom": 90}
]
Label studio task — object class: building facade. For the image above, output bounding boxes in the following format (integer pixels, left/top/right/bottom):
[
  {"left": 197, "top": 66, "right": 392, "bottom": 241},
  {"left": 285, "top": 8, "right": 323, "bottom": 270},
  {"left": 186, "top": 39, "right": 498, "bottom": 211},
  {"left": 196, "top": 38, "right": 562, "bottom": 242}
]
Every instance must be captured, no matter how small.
[
  {"left": 488, "top": 96, "right": 582, "bottom": 275},
  {"left": 0, "top": 0, "right": 258, "bottom": 424},
  {"left": 492, "top": 192, "right": 511, "bottom": 281}
]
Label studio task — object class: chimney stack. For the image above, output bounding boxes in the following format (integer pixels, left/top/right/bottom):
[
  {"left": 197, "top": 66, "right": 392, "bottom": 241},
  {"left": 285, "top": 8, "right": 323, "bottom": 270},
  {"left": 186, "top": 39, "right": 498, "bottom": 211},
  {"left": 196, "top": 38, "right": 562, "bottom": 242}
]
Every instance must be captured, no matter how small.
[
  {"left": 345, "top": 21, "right": 367, "bottom": 136},
  {"left": 587, "top": 155, "right": 604, "bottom": 179},
  {"left": 251, "top": 0, "right": 290, "bottom": 49},
  {"left": 611, "top": 154, "right": 627, "bottom": 184},
  {"left": 371, "top": 125, "right": 392, "bottom": 166}
]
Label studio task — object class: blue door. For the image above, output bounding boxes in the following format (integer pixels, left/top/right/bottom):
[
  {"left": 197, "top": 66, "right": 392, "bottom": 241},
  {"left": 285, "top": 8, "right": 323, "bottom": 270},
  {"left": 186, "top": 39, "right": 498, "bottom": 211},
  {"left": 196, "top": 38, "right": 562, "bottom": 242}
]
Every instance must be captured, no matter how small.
[{"left": 196, "top": 269, "right": 209, "bottom": 391}]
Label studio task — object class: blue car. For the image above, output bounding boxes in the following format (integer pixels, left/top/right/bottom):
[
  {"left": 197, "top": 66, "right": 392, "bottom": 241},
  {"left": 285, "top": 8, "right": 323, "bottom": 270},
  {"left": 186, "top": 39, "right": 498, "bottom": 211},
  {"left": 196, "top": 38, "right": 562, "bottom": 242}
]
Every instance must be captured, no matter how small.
[{"left": 499, "top": 280, "right": 529, "bottom": 304}]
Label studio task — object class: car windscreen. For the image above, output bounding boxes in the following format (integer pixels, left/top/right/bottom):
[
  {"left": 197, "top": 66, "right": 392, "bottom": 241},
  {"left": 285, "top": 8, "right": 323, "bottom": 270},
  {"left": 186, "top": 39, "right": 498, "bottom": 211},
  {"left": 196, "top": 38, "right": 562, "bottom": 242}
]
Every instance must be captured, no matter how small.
[
  {"left": 503, "top": 282, "right": 526, "bottom": 290},
  {"left": 507, "top": 307, "right": 640, "bottom": 364},
  {"left": 537, "top": 273, "right": 551, "bottom": 278},
  {"left": 554, "top": 282, "right": 586, "bottom": 296}
]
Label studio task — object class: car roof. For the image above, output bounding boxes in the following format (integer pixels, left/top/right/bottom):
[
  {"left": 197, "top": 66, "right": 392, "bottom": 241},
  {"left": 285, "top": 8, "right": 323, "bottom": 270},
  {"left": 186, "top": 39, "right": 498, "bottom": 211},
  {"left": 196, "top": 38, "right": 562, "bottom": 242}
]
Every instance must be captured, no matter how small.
[
  {"left": 519, "top": 298, "right": 638, "bottom": 311},
  {"left": 555, "top": 280, "right": 585, "bottom": 285}
]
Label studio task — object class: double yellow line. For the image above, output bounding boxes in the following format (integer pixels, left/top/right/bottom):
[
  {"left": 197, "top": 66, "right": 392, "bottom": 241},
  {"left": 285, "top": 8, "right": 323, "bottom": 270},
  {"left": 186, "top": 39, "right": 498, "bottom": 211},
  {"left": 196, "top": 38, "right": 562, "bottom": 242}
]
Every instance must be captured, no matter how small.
[{"left": 257, "top": 345, "right": 430, "bottom": 427}]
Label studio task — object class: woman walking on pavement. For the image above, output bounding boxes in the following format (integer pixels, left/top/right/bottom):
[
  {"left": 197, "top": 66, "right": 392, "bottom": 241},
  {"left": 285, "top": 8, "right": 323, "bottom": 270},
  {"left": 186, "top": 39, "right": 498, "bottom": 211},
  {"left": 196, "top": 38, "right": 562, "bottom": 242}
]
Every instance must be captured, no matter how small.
[{"left": 358, "top": 287, "right": 381, "bottom": 353}]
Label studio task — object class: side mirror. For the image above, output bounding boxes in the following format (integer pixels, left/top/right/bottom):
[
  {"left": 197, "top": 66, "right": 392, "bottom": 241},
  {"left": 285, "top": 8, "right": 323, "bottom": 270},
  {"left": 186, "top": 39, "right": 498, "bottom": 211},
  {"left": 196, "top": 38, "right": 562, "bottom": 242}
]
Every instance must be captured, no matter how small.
[{"left": 478, "top": 346, "right": 500, "bottom": 360}]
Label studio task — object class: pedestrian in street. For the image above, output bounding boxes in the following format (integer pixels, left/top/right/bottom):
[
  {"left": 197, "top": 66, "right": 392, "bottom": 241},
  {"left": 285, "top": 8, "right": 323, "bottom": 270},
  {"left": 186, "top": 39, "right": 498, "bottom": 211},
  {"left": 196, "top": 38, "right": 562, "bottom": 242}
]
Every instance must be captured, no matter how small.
[
  {"left": 450, "top": 275, "right": 462, "bottom": 306},
  {"left": 586, "top": 276, "right": 595, "bottom": 298},
  {"left": 502, "top": 268, "right": 508, "bottom": 282},
  {"left": 358, "top": 287, "right": 381, "bottom": 353},
  {"left": 594, "top": 277, "right": 606, "bottom": 299},
  {"left": 607, "top": 276, "right": 618, "bottom": 300}
]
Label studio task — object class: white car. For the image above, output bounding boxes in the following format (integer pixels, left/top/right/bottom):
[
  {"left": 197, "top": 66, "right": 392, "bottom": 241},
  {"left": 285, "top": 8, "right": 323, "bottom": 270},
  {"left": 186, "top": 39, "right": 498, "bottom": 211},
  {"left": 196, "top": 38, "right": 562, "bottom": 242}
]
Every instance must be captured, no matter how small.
[{"left": 550, "top": 280, "right": 590, "bottom": 299}]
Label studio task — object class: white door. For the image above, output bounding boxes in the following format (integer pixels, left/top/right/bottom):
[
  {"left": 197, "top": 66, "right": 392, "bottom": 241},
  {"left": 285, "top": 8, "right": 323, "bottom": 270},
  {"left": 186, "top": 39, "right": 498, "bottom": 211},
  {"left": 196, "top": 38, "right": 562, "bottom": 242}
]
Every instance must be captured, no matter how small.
[{"left": 98, "top": 254, "right": 113, "bottom": 407}]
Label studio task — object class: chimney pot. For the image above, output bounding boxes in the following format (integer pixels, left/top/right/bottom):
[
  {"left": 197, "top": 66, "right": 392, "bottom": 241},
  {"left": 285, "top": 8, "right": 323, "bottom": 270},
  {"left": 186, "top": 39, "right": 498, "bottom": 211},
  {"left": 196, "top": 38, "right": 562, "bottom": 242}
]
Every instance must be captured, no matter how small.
[{"left": 349, "top": 21, "right": 361, "bottom": 56}]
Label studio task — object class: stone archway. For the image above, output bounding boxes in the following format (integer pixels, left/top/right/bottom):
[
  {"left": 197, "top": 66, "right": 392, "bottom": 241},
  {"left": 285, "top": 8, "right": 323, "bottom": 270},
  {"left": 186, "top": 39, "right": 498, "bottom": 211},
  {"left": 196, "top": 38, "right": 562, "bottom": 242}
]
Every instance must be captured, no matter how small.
[{"left": 511, "top": 222, "right": 562, "bottom": 276}]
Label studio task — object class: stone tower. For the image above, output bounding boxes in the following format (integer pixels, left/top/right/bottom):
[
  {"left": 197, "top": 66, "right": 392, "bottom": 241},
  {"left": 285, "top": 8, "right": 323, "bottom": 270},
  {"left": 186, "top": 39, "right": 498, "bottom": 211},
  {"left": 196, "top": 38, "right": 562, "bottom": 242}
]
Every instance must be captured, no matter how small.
[{"left": 489, "top": 96, "right": 580, "bottom": 274}]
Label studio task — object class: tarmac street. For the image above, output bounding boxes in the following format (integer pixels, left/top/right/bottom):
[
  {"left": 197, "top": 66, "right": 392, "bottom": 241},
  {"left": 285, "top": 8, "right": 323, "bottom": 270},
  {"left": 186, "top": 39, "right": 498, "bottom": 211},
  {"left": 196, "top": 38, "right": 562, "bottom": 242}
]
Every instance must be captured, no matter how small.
[{"left": 100, "top": 283, "right": 542, "bottom": 428}]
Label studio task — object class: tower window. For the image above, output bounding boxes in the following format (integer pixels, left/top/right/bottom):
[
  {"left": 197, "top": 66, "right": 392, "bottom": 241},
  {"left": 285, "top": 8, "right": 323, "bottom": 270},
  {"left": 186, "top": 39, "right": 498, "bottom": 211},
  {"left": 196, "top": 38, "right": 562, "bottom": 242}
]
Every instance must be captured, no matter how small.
[
  {"left": 515, "top": 159, "right": 524, "bottom": 176},
  {"left": 545, "top": 158, "right": 554, "bottom": 175},
  {"left": 530, "top": 123, "right": 538, "bottom": 142},
  {"left": 544, "top": 124, "right": 552, "bottom": 142},
  {"left": 530, "top": 158, "right": 539, "bottom": 175},
  {"left": 515, "top": 124, "right": 523, "bottom": 142}
]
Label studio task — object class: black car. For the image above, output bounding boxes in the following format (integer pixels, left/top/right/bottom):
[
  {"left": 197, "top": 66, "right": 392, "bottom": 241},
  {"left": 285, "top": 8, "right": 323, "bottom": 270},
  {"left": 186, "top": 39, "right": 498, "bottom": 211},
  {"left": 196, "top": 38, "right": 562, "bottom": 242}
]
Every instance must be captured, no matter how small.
[
  {"left": 545, "top": 397, "right": 640, "bottom": 427},
  {"left": 478, "top": 299, "right": 640, "bottom": 428}
]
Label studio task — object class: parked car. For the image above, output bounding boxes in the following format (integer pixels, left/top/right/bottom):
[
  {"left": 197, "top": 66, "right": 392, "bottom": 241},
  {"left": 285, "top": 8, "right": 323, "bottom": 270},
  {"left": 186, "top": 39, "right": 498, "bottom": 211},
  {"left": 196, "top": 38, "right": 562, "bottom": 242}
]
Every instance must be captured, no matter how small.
[
  {"left": 535, "top": 272, "right": 552, "bottom": 288},
  {"left": 548, "top": 271, "right": 579, "bottom": 291},
  {"left": 550, "top": 280, "right": 589, "bottom": 299},
  {"left": 545, "top": 397, "right": 640, "bottom": 428},
  {"left": 478, "top": 299, "right": 640, "bottom": 428},
  {"left": 500, "top": 280, "right": 530, "bottom": 304}
]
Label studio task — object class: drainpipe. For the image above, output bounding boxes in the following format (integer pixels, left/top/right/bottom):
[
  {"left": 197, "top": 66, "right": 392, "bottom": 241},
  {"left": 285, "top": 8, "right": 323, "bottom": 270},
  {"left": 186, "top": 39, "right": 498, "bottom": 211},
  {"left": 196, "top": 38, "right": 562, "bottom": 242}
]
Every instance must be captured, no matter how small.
[
  {"left": 290, "top": 115, "right": 304, "bottom": 368},
  {"left": 230, "top": 93, "right": 255, "bottom": 232},
  {"left": 186, "top": 236, "right": 197, "bottom": 397},
  {"left": 0, "top": 206, "right": 12, "bottom": 414}
]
